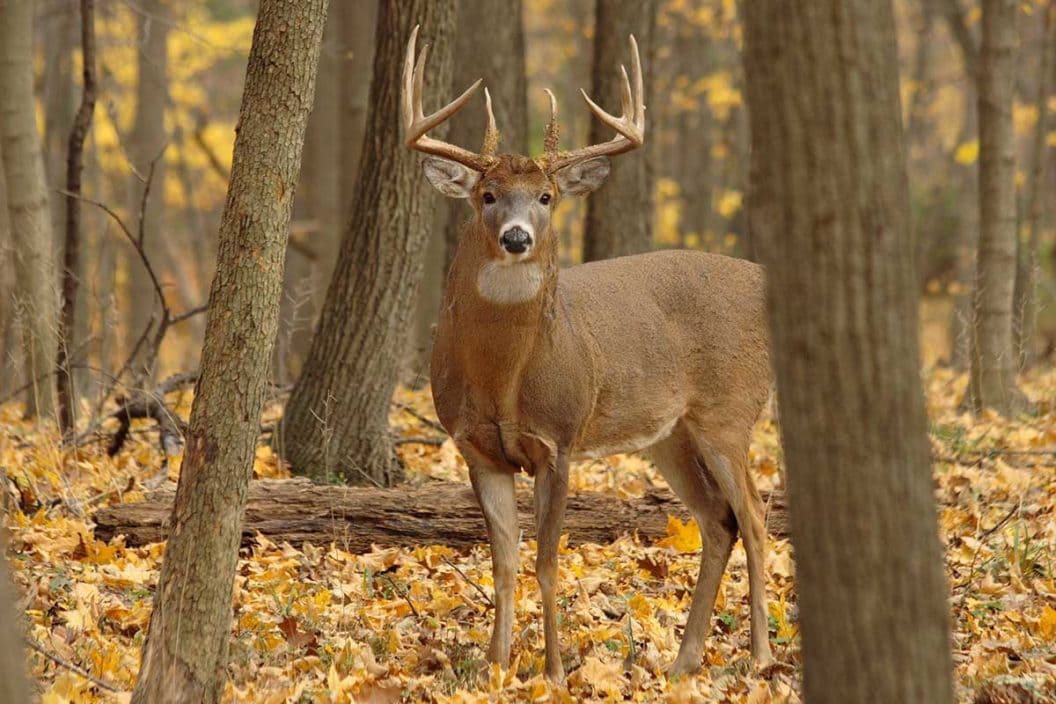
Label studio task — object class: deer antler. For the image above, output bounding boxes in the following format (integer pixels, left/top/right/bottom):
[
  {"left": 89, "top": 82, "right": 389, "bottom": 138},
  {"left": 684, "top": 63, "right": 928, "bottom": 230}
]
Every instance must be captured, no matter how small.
[
  {"left": 542, "top": 35, "right": 645, "bottom": 173},
  {"left": 402, "top": 25, "right": 497, "bottom": 171}
]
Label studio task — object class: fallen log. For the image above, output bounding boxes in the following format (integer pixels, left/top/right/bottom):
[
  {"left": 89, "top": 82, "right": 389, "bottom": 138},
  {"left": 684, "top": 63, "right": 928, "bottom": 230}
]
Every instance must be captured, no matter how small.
[{"left": 93, "top": 478, "right": 788, "bottom": 551}]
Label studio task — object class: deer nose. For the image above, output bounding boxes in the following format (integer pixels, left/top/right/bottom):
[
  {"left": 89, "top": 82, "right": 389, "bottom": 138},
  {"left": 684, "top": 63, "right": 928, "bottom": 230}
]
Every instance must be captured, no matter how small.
[
  {"left": 498, "top": 226, "right": 532, "bottom": 254},
  {"left": 500, "top": 226, "right": 532, "bottom": 254}
]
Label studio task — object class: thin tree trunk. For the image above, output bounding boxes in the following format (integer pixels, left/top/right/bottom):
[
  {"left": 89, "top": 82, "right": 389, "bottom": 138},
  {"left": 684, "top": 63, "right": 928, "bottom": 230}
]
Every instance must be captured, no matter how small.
[
  {"left": 126, "top": 0, "right": 169, "bottom": 384},
  {"left": 0, "top": 534, "right": 31, "bottom": 704},
  {"left": 0, "top": 0, "right": 61, "bottom": 419},
  {"left": 42, "top": 0, "right": 76, "bottom": 243},
  {"left": 743, "top": 2, "right": 954, "bottom": 702},
  {"left": 0, "top": 144, "right": 17, "bottom": 397},
  {"left": 967, "top": 0, "right": 1029, "bottom": 414},
  {"left": 55, "top": 0, "right": 97, "bottom": 435},
  {"left": 1013, "top": 1, "right": 1054, "bottom": 370},
  {"left": 942, "top": 0, "right": 980, "bottom": 370},
  {"left": 130, "top": 2, "right": 327, "bottom": 701},
  {"left": 582, "top": 0, "right": 657, "bottom": 262},
  {"left": 278, "top": 1, "right": 457, "bottom": 486}
]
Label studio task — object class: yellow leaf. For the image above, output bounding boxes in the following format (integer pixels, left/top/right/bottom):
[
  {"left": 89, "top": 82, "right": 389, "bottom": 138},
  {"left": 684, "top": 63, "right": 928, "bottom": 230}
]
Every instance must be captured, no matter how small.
[
  {"left": 1036, "top": 604, "right": 1056, "bottom": 640},
  {"left": 656, "top": 515, "right": 702, "bottom": 554}
]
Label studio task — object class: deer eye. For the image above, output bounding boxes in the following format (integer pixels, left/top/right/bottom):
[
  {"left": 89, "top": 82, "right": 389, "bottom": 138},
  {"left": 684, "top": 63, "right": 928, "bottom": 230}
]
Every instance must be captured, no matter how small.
[
  {"left": 482, "top": 192, "right": 496, "bottom": 204},
  {"left": 539, "top": 193, "right": 552, "bottom": 205}
]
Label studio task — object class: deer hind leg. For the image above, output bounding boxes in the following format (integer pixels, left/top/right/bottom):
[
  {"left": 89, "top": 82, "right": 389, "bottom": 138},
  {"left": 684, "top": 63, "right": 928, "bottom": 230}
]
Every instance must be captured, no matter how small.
[
  {"left": 689, "top": 425, "right": 774, "bottom": 667},
  {"left": 647, "top": 424, "right": 737, "bottom": 676},
  {"left": 533, "top": 451, "right": 570, "bottom": 682},
  {"left": 467, "top": 461, "right": 519, "bottom": 667}
]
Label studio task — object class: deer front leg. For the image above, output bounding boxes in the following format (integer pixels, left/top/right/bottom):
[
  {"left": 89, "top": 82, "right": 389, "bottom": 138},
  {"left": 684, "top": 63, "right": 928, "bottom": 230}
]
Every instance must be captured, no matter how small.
[
  {"left": 533, "top": 452, "right": 569, "bottom": 682},
  {"left": 468, "top": 464, "right": 519, "bottom": 667}
]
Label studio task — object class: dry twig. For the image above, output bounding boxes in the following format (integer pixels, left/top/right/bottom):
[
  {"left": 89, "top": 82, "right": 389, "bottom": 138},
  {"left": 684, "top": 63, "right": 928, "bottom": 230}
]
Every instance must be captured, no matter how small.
[{"left": 24, "top": 638, "right": 123, "bottom": 693}]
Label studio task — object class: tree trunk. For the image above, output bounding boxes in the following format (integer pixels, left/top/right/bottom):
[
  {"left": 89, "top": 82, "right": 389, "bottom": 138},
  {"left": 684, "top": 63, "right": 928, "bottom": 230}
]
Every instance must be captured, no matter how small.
[
  {"left": 55, "top": 0, "right": 97, "bottom": 435},
  {"left": 94, "top": 478, "right": 789, "bottom": 549},
  {"left": 942, "top": 0, "right": 980, "bottom": 370},
  {"left": 130, "top": 2, "right": 327, "bottom": 701},
  {"left": 278, "top": 1, "right": 457, "bottom": 486},
  {"left": 0, "top": 533, "right": 31, "bottom": 704},
  {"left": 0, "top": 145, "right": 19, "bottom": 398},
  {"left": 412, "top": 0, "right": 529, "bottom": 380},
  {"left": 582, "top": 0, "right": 657, "bottom": 262},
  {"left": 743, "top": 2, "right": 954, "bottom": 703},
  {"left": 126, "top": 0, "right": 170, "bottom": 384},
  {"left": 967, "top": 0, "right": 1029, "bottom": 414},
  {"left": 0, "top": 0, "right": 60, "bottom": 418},
  {"left": 1013, "top": 1, "right": 1054, "bottom": 370},
  {"left": 42, "top": 0, "right": 76, "bottom": 243}
]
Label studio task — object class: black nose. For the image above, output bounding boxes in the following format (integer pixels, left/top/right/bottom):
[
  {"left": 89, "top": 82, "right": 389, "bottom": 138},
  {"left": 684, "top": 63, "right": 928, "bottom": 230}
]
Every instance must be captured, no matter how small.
[{"left": 500, "top": 226, "right": 532, "bottom": 254}]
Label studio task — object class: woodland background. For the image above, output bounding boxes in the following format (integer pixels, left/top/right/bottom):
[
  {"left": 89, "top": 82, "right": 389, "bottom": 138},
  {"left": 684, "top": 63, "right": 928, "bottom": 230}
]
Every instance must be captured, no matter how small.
[{"left": 0, "top": 0, "right": 1054, "bottom": 702}]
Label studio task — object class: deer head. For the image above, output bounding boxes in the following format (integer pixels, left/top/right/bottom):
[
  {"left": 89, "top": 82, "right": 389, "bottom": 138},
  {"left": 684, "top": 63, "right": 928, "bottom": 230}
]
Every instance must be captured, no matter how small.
[{"left": 402, "top": 25, "right": 644, "bottom": 266}]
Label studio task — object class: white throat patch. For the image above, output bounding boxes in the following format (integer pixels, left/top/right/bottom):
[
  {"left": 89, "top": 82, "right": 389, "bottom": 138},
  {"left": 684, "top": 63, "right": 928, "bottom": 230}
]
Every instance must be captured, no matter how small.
[{"left": 476, "top": 261, "right": 544, "bottom": 305}]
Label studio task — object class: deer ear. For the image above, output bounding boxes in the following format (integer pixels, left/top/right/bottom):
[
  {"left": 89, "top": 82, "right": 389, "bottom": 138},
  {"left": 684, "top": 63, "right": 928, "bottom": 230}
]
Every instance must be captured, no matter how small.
[
  {"left": 554, "top": 156, "right": 611, "bottom": 196},
  {"left": 422, "top": 156, "right": 480, "bottom": 198}
]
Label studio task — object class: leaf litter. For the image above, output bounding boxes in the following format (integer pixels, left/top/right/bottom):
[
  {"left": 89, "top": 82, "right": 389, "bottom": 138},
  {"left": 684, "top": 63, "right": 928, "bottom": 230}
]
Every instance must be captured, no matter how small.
[{"left": 2, "top": 366, "right": 1054, "bottom": 702}]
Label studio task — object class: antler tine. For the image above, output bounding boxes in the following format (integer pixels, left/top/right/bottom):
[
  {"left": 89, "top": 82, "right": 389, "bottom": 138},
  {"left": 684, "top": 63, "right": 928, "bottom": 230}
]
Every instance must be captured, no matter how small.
[
  {"left": 543, "top": 88, "right": 560, "bottom": 157},
  {"left": 482, "top": 87, "right": 500, "bottom": 155},
  {"left": 401, "top": 25, "right": 494, "bottom": 171},
  {"left": 545, "top": 34, "right": 645, "bottom": 173}
]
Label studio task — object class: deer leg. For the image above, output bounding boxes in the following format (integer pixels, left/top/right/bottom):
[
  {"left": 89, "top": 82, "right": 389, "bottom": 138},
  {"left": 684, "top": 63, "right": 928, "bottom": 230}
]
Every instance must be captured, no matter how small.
[
  {"left": 533, "top": 452, "right": 569, "bottom": 682},
  {"left": 468, "top": 463, "right": 519, "bottom": 667},
  {"left": 695, "top": 436, "right": 774, "bottom": 667},
  {"left": 648, "top": 428, "right": 737, "bottom": 675}
]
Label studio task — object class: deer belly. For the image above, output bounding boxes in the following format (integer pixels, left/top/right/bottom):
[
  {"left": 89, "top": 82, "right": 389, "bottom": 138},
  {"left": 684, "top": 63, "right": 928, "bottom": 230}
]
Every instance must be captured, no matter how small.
[{"left": 573, "top": 416, "right": 680, "bottom": 460}]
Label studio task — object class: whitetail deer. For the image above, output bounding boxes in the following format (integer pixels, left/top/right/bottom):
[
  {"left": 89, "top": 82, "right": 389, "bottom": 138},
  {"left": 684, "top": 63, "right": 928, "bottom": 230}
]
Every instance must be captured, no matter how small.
[{"left": 403, "top": 26, "right": 774, "bottom": 680}]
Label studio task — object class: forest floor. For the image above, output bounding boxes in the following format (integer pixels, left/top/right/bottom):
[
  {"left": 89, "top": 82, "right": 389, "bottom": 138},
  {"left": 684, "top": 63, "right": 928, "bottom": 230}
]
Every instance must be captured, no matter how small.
[{"left": 2, "top": 365, "right": 1055, "bottom": 703}]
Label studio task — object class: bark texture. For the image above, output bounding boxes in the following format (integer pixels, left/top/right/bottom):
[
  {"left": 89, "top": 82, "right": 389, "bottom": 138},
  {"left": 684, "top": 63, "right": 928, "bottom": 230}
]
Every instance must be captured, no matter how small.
[
  {"left": 126, "top": 0, "right": 170, "bottom": 382},
  {"left": 94, "top": 478, "right": 788, "bottom": 549},
  {"left": 0, "top": 0, "right": 60, "bottom": 418},
  {"left": 130, "top": 2, "right": 327, "bottom": 702},
  {"left": 1013, "top": 2, "right": 1054, "bottom": 369},
  {"left": 279, "top": 1, "right": 457, "bottom": 486},
  {"left": 743, "top": 3, "right": 954, "bottom": 703},
  {"left": 582, "top": 0, "right": 657, "bottom": 262},
  {"left": 967, "top": 0, "right": 1028, "bottom": 414}
]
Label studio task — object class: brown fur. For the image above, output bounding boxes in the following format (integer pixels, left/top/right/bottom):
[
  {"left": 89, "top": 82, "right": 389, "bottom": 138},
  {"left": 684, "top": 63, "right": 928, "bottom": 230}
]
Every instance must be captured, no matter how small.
[{"left": 430, "top": 155, "right": 774, "bottom": 680}]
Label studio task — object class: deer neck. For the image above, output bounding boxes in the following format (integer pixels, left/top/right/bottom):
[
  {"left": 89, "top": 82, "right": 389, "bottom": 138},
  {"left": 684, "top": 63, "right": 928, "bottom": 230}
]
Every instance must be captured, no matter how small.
[{"left": 443, "top": 223, "right": 561, "bottom": 410}]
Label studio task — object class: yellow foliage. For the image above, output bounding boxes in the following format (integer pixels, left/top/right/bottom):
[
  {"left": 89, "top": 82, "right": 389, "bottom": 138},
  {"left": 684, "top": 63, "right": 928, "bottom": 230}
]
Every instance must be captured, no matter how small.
[
  {"left": 715, "top": 189, "right": 743, "bottom": 219},
  {"left": 955, "top": 140, "right": 979, "bottom": 165}
]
